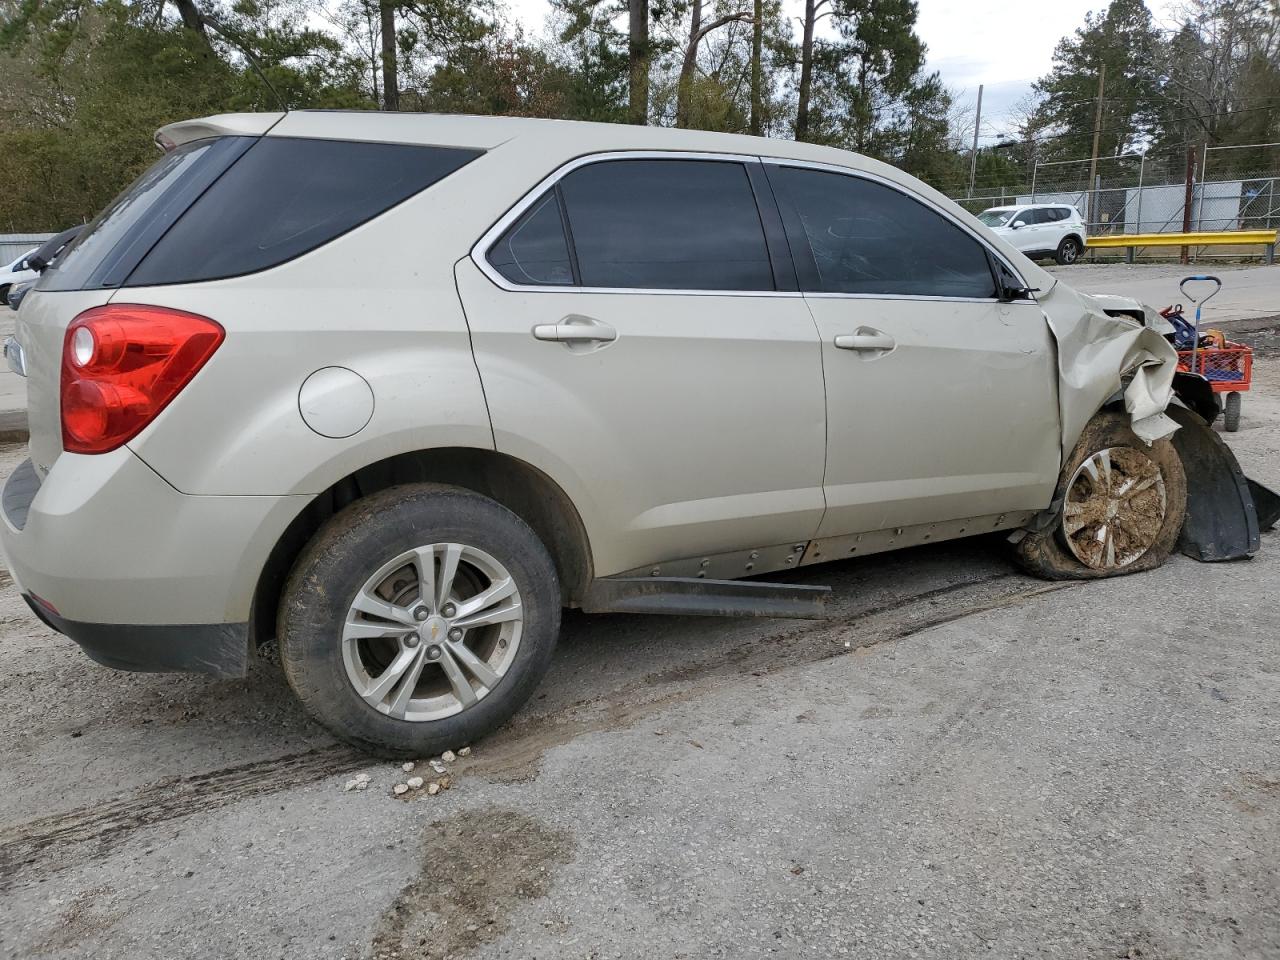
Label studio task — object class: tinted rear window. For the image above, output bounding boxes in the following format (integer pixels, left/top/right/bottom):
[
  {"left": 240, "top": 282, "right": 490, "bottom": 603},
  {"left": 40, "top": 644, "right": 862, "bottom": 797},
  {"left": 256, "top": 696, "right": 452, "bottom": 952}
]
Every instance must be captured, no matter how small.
[
  {"left": 39, "top": 137, "right": 251, "bottom": 292},
  {"left": 127, "top": 138, "right": 481, "bottom": 286}
]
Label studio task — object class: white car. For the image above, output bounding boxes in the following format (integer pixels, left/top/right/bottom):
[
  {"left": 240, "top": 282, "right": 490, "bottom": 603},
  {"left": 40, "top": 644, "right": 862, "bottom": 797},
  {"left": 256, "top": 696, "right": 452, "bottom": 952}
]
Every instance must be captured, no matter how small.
[
  {"left": 978, "top": 204, "right": 1086, "bottom": 265},
  {"left": 0, "top": 249, "right": 38, "bottom": 306}
]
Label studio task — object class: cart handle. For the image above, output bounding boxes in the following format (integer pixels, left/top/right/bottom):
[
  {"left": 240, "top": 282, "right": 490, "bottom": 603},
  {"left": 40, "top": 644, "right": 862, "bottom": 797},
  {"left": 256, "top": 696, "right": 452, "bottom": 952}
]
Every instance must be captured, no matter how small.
[{"left": 1180, "top": 275, "right": 1221, "bottom": 304}]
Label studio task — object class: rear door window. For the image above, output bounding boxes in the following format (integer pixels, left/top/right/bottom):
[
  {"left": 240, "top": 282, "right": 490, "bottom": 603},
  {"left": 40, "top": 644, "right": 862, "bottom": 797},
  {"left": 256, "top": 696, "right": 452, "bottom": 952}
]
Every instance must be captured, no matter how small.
[
  {"left": 556, "top": 159, "right": 774, "bottom": 291},
  {"left": 767, "top": 166, "right": 997, "bottom": 299},
  {"left": 128, "top": 138, "right": 481, "bottom": 286}
]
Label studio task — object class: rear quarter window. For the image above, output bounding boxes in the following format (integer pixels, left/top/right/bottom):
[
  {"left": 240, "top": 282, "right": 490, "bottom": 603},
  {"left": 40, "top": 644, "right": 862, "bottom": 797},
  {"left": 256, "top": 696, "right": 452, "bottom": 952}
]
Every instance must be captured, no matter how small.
[{"left": 127, "top": 138, "right": 481, "bottom": 286}]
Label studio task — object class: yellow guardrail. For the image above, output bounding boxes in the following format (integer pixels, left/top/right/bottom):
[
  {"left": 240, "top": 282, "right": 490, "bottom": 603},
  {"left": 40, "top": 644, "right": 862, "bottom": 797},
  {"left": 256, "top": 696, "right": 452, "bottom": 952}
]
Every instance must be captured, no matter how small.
[{"left": 1086, "top": 230, "right": 1278, "bottom": 263}]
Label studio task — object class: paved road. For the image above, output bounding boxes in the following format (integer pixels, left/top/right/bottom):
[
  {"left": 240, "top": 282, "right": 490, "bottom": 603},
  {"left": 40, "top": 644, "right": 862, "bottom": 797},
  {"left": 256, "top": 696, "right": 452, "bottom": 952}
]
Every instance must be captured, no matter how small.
[
  {"left": 0, "top": 331, "right": 1278, "bottom": 960},
  {"left": 1048, "top": 262, "right": 1280, "bottom": 324}
]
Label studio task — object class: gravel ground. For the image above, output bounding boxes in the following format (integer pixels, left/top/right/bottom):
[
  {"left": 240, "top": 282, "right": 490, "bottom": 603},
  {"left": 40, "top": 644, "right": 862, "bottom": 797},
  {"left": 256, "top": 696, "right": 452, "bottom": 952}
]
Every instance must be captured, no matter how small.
[{"left": 1, "top": 344, "right": 1278, "bottom": 959}]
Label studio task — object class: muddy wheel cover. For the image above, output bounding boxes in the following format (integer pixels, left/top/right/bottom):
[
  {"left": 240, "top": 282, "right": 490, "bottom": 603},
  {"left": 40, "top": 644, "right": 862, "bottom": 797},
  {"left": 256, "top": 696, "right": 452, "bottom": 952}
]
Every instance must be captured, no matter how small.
[
  {"left": 341, "top": 544, "right": 523, "bottom": 722},
  {"left": 1061, "top": 446, "right": 1167, "bottom": 570}
]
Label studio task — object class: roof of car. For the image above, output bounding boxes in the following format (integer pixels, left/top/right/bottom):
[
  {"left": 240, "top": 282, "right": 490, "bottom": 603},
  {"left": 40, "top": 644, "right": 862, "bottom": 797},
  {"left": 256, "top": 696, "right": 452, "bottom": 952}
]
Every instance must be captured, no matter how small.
[
  {"left": 160, "top": 110, "right": 920, "bottom": 187},
  {"left": 984, "top": 203, "right": 1076, "bottom": 211}
]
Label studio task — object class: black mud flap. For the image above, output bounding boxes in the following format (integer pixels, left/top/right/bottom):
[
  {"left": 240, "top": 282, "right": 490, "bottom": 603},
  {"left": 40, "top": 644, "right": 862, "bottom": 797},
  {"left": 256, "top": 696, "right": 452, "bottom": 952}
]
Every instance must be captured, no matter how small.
[{"left": 1167, "top": 405, "right": 1278, "bottom": 561}]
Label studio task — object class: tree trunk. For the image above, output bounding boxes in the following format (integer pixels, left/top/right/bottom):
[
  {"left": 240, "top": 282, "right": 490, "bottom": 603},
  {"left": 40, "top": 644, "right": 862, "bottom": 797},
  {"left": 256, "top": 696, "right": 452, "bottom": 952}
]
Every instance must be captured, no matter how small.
[
  {"left": 629, "top": 0, "right": 649, "bottom": 125},
  {"left": 675, "top": 0, "right": 703, "bottom": 128},
  {"left": 380, "top": 0, "right": 399, "bottom": 112},
  {"left": 677, "top": 9, "right": 753, "bottom": 128},
  {"left": 749, "top": 0, "right": 763, "bottom": 135},
  {"left": 796, "top": 0, "right": 816, "bottom": 141},
  {"left": 170, "top": 0, "right": 207, "bottom": 36}
]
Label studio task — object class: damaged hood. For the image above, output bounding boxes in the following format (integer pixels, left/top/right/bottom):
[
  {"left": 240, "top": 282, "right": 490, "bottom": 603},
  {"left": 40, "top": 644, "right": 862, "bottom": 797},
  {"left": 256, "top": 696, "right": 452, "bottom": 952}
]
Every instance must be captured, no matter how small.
[{"left": 1038, "top": 281, "right": 1181, "bottom": 452}]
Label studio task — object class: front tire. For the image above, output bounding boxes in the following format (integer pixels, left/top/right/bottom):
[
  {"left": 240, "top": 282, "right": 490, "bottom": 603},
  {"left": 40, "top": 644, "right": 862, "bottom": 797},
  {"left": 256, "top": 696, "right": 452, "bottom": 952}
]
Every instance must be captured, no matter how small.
[
  {"left": 1055, "top": 236, "right": 1082, "bottom": 265},
  {"left": 1015, "top": 412, "right": 1187, "bottom": 580},
  {"left": 278, "top": 483, "right": 560, "bottom": 758}
]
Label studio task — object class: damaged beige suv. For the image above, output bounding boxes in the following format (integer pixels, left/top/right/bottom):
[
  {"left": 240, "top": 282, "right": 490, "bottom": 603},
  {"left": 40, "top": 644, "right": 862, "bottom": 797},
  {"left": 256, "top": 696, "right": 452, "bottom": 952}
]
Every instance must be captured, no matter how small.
[{"left": 4, "top": 112, "right": 1276, "bottom": 757}]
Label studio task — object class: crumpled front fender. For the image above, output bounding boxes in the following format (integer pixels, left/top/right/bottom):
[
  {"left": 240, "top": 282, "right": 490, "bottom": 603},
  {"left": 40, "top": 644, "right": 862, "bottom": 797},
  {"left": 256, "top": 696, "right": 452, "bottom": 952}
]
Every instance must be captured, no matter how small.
[{"left": 1039, "top": 282, "right": 1181, "bottom": 452}]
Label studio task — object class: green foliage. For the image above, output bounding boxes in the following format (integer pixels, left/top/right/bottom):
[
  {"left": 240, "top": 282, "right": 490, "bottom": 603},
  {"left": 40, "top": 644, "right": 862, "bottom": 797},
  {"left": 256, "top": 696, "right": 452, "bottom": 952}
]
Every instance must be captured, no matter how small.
[
  {"left": 1029, "top": 0, "right": 1162, "bottom": 159},
  {"left": 7, "top": 0, "right": 1272, "bottom": 233},
  {"left": 794, "top": 0, "right": 946, "bottom": 175}
]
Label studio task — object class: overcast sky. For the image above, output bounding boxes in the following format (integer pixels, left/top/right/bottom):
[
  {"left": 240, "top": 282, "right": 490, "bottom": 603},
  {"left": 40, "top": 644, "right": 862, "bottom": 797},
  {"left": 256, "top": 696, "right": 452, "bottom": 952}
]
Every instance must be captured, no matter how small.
[{"left": 500, "top": 0, "right": 1185, "bottom": 140}]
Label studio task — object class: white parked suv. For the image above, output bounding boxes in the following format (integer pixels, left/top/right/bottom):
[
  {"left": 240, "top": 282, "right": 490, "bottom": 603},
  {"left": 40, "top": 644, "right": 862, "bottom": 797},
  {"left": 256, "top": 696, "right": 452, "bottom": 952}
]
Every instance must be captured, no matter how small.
[
  {"left": 3, "top": 113, "right": 1274, "bottom": 757},
  {"left": 978, "top": 204, "right": 1087, "bottom": 264},
  {"left": 0, "top": 249, "right": 39, "bottom": 305}
]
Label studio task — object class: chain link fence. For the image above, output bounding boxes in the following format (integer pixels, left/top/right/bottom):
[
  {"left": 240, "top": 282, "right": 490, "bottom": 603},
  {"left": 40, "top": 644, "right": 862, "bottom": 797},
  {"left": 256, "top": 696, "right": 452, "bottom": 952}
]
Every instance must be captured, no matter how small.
[{"left": 947, "top": 141, "right": 1280, "bottom": 256}]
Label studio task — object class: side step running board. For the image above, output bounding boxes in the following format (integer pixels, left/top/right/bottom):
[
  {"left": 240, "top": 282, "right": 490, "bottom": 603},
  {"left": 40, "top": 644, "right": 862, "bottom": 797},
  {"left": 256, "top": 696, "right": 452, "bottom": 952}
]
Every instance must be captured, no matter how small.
[{"left": 581, "top": 576, "right": 831, "bottom": 620}]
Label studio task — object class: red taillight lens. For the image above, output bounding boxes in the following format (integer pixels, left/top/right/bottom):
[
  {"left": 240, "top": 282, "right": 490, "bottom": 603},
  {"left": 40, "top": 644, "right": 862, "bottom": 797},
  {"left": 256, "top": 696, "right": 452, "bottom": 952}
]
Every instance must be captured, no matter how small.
[{"left": 61, "top": 304, "right": 224, "bottom": 454}]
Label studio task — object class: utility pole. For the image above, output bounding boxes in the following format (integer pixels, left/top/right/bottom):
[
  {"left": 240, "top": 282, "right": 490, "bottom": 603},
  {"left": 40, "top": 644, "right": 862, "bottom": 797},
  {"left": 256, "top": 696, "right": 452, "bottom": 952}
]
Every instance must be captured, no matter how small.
[
  {"left": 1085, "top": 63, "right": 1106, "bottom": 229},
  {"left": 966, "top": 84, "right": 983, "bottom": 199},
  {"left": 1181, "top": 144, "right": 1197, "bottom": 265}
]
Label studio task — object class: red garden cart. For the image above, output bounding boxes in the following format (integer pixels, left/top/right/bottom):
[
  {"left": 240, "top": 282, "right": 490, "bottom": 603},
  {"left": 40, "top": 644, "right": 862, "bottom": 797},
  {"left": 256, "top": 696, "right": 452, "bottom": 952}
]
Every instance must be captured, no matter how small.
[{"left": 1161, "top": 276, "right": 1253, "bottom": 432}]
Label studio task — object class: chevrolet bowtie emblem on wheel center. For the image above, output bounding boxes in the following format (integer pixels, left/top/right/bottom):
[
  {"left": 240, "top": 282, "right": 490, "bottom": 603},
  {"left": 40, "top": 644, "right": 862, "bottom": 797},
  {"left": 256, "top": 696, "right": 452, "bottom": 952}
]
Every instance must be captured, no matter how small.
[{"left": 418, "top": 616, "right": 449, "bottom": 645}]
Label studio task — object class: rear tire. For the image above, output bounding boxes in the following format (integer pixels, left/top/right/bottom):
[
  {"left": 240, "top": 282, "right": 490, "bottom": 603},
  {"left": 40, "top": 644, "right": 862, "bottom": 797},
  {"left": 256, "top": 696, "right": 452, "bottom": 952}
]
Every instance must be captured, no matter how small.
[
  {"left": 1223, "top": 391, "right": 1241, "bottom": 432},
  {"left": 278, "top": 483, "right": 560, "bottom": 758},
  {"left": 1055, "top": 236, "right": 1082, "bottom": 265},
  {"left": 1015, "top": 412, "right": 1186, "bottom": 580}
]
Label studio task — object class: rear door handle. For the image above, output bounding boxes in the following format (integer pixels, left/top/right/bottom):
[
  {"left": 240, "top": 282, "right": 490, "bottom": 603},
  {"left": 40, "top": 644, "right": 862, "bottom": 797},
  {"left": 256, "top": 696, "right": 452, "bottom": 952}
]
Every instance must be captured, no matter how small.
[
  {"left": 834, "top": 331, "right": 895, "bottom": 352},
  {"left": 532, "top": 316, "right": 617, "bottom": 343}
]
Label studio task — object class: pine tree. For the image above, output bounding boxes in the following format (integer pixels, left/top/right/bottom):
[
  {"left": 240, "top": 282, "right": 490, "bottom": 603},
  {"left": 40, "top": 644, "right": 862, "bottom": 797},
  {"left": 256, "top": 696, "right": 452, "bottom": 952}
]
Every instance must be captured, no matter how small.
[{"left": 1029, "top": 0, "right": 1161, "bottom": 160}]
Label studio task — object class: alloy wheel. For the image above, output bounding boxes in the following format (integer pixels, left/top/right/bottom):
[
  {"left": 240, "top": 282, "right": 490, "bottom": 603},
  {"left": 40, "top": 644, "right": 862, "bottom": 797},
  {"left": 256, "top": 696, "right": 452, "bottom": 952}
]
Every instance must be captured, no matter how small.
[
  {"left": 341, "top": 543, "right": 523, "bottom": 721},
  {"left": 1061, "top": 446, "right": 1167, "bottom": 570}
]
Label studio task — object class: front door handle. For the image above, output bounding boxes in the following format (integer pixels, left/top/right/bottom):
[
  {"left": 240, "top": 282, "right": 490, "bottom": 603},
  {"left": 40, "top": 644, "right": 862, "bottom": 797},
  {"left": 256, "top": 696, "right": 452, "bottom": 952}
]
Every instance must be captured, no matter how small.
[
  {"left": 834, "top": 330, "right": 895, "bottom": 352},
  {"left": 532, "top": 316, "right": 617, "bottom": 343}
]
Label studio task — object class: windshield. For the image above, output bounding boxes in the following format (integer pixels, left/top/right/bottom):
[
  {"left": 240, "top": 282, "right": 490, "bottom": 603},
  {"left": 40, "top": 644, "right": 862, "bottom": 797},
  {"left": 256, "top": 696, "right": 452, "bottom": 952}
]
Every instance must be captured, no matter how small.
[{"left": 978, "top": 209, "right": 1017, "bottom": 227}]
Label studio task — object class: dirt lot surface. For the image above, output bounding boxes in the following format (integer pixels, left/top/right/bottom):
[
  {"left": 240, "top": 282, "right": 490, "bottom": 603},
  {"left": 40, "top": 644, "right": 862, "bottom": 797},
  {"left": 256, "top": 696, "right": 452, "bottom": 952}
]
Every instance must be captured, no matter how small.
[{"left": 2, "top": 327, "right": 1279, "bottom": 959}]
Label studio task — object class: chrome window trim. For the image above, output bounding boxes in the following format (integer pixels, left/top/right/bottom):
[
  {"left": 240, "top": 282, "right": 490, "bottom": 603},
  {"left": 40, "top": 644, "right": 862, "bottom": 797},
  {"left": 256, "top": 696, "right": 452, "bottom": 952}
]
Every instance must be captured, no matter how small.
[
  {"left": 760, "top": 157, "right": 1036, "bottom": 299},
  {"left": 471, "top": 150, "right": 800, "bottom": 298}
]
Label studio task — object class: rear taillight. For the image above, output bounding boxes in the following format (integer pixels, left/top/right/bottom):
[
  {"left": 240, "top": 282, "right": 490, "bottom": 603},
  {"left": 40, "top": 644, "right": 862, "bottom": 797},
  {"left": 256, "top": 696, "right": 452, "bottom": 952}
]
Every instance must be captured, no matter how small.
[{"left": 61, "top": 304, "right": 224, "bottom": 454}]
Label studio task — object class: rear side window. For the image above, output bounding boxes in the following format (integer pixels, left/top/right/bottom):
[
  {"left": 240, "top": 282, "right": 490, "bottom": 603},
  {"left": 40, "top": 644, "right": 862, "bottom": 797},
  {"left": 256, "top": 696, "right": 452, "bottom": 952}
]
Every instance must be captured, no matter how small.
[
  {"left": 488, "top": 190, "right": 575, "bottom": 286},
  {"left": 128, "top": 138, "right": 481, "bottom": 286},
  {"left": 556, "top": 159, "right": 773, "bottom": 291},
  {"left": 39, "top": 137, "right": 252, "bottom": 292},
  {"left": 768, "top": 166, "right": 996, "bottom": 299}
]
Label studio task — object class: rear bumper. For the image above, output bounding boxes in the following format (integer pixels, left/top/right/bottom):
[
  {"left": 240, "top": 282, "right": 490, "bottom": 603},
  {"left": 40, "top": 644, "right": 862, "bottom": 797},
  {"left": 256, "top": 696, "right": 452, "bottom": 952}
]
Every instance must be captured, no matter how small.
[
  {"left": 0, "top": 448, "right": 309, "bottom": 667},
  {"left": 25, "top": 594, "right": 249, "bottom": 678}
]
